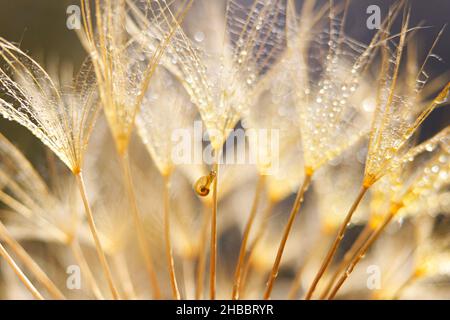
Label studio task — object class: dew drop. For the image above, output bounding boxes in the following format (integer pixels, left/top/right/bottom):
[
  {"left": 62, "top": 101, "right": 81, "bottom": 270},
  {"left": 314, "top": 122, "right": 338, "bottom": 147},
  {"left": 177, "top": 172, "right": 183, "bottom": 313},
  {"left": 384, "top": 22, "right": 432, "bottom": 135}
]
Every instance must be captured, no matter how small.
[{"left": 425, "top": 143, "right": 435, "bottom": 152}]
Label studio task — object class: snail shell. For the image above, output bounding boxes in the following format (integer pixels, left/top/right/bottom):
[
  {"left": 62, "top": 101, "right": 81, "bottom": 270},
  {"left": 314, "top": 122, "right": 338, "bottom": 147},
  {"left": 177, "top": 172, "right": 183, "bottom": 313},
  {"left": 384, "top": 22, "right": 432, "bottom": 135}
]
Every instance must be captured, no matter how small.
[{"left": 194, "top": 171, "right": 217, "bottom": 197}]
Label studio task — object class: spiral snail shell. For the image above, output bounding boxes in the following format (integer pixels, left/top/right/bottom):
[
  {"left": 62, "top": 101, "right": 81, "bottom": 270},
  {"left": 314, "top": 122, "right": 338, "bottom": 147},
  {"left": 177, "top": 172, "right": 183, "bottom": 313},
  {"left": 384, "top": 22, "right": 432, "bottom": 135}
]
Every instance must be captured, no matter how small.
[{"left": 194, "top": 171, "right": 217, "bottom": 197}]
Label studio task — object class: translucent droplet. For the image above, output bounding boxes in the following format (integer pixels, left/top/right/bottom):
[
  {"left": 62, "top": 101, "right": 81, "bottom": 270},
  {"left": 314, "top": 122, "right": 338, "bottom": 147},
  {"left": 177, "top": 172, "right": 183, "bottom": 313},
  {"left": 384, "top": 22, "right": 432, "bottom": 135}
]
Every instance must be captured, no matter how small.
[{"left": 431, "top": 165, "right": 439, "bottom": 173}]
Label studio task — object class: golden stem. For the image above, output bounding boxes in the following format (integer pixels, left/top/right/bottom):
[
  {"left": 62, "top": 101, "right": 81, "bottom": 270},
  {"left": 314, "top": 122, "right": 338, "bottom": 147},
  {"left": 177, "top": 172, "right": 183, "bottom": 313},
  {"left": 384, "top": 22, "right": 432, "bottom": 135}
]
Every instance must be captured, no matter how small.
[
  {"left": 263, "top": 173, "right": 312, "bottom": 300},
  {"left": 163, "top": 173, "right": 181, "bottom": 299},
  {"left": 210, "top": 150, "right": 220, "bottom": 300},
  {"left": 0, "top": 221, "right": 65, "bottom": 299},
  {"left": 0, "top": 242, "right": 44, "bottom": 300},
  {"left": 305, "top": 185, "right": 368, "bottom": 300},
  {"left": 75, "top": 171, "right": 119, "bottom": 299},
  {"left": 328, "top": 210, "right": 395, "bottom": 299},
  {"left": 69, "top": 239, "right": 104, "bottom": 300},
  {"left": 195, "top": 202, "right": 210, "bottom": 299},
  {"left": 239, "top": 200, "right": 275, "bottom": 298},
  {"left": 319, "top": 223, "right": 373, "bottom": 299},
  {"left": 232, "top": 174, "right": 265, "bottom": 300},
  {"left": 119, "top": 151, "right": 161, "bottom": 299}
]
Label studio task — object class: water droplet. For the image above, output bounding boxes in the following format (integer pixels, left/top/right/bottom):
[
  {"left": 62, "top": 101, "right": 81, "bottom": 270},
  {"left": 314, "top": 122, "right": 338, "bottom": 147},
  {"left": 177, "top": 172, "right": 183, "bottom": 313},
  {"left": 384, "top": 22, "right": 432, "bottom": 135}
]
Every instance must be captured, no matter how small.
[
  {"left": 425, "top": 143, "right": 435, "bottom": 152},
  {"left": 362, "top": 98, "right": 375, "bottom": 112}
]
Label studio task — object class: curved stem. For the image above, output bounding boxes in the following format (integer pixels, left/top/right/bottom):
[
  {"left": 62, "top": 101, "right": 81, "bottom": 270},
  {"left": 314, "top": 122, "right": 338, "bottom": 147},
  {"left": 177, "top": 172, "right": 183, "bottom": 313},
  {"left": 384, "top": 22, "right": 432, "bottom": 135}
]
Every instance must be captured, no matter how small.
[
  {"left": 319, "top": 223, "right": 373, "bottom": 299},
  {"left": 163, "top": 173, "right": 181, "bottom": 299},
  {"left": 69, "top": 239, "right": 104, "bottom": 300},
  {"left": 0, "top": 242, "right": 43, "bottom": 300},
  {"left": 120, "top": 151, "right": 161, "bottom": 299},
  {"left": 232, "top": 174, "right": 265, "bottom": 300},
  {"left": 75, "top": 171, "right": 119, "bottom": 299},
  {"left": 305, "top": 185, "right": 368, "bottom": 300},
  {"left": 195, "top": 202, "right": 210, "bottom": 300},
  {"left": 263, "top": 173, "right": 312, "bottom": 300},
  {"left": 327, "top": 210, "right": 396, "bottom": 299},
  {"left": 209, "top": 150, "right": 220, "bottom": 300},
  {"left": 0, "top": 221, "right": 65, "bottom": 299}
]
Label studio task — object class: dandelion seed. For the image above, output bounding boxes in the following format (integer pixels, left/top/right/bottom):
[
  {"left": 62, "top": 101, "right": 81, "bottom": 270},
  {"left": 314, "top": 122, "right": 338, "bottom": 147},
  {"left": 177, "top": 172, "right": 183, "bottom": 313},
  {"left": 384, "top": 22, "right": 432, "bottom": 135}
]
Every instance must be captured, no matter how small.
[
  {"left": 80, "top": 0, "right": 193, "bottom": 298},
  {"left": 307, "top": 7, "right": 450, "bottom": 298},
  {"left": 0, "top": 38, "right": 121, "bottom": 298}
]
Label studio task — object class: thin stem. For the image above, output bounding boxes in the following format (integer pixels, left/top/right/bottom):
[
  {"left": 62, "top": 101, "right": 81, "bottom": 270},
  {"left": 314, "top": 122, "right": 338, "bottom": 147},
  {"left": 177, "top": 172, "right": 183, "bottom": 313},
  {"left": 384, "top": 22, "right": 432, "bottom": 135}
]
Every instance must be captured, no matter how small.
[
  {"left": 120, "top": 151, "right": 161, "bottom": 299},
  {"left": 69, "top": 239, "right": 104, "bottom": 300},
  {"left": 305, "top": 185, "right": 368, "bottom": 300},
  {"left": 0, "top": 221, "right": 65, "bottom": 299},
  {"left": 327, "top": 210, "right": 396, "bottom": 299},
  {"left": 263, "top": 173, "right": 312, "bottom": 300},
  {"left": 195, "top": 202, "right": 210, "bottom": 299},
  {"left": 75, "top": 171, "right": 119, "bottom": 299},
  {"left": 232, "top": 174, "right": 265, "bottom": 300},
  {"left": 319, "top": 223, "right": 373, "bottom": 299},
  {"left": 163, "top": 173, "right": 181, "bottom": 299},
  {"left": 0, "top": 242, "right": 44, "bottom": 300},
  {"left": 239, "top": 200, "right": 275, "bottom": 297},
  {"left": 209, "top": 150, "right": 220, "bottom": 300}
]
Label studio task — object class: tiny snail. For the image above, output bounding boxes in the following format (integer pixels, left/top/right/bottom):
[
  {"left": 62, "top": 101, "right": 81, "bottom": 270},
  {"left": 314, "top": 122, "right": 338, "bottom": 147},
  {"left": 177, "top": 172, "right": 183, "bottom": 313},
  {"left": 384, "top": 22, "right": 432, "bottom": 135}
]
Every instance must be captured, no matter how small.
[{"left": 194, "top": 171, "right": 217, "bottom": 197}]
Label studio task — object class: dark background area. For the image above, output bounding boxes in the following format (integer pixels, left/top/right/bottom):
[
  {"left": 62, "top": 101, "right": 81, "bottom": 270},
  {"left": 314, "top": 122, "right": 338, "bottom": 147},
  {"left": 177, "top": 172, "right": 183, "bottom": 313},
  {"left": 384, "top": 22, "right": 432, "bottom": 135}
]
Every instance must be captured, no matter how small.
[{"left": 0, "top": 0, "right": 449, "bottom": 163}]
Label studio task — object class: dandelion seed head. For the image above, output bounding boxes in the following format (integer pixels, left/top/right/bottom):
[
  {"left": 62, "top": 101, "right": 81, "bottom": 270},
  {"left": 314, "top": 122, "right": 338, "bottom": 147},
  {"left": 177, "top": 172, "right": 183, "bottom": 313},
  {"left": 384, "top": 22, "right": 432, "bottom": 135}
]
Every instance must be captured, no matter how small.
[{"left": 0, "top": 39, "right": 99, "bottom": 174}]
